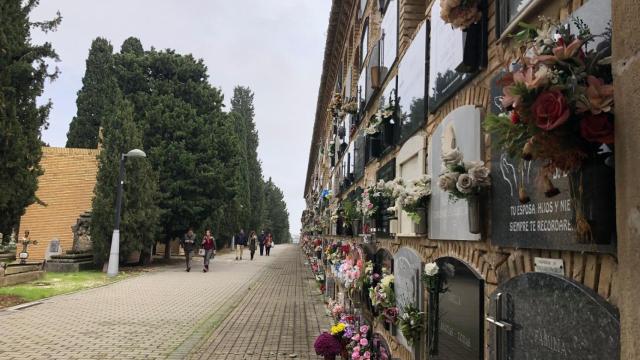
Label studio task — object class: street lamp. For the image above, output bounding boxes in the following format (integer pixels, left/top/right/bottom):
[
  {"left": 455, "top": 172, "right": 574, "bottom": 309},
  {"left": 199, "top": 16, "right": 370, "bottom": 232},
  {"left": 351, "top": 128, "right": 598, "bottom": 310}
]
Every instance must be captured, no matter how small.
[{"left": 106, "top": 149, "right": 147, "bottom": 277}]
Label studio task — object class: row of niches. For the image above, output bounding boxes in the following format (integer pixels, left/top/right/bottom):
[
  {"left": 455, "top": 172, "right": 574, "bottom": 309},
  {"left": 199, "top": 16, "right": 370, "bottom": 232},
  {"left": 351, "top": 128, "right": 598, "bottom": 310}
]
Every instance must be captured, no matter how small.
[
  {"left": 310, "top": 238, "right": 619, "bottom": 360},
  {"left": 316, "top": 103, "right": 615, "bottom": 255},
  {"left": 314, "top": 0, "right": 615, "bottom": 255}
]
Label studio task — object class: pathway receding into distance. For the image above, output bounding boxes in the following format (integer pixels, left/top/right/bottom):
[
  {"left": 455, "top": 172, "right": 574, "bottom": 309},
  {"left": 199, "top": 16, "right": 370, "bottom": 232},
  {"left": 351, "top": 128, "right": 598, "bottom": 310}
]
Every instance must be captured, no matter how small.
[{"left": 0, "top": 244, "right": 330, "bottom": 360}]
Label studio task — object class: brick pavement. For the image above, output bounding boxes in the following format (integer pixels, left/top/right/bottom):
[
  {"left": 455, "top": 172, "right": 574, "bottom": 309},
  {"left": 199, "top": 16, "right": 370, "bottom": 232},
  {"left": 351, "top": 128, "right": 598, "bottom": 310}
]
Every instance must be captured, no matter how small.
[
  {"left": 0, "top": 244, "right": 330, "bottom": 359},
  {"left": 188, "top": 245, "right": 330, "bottom": 360}
]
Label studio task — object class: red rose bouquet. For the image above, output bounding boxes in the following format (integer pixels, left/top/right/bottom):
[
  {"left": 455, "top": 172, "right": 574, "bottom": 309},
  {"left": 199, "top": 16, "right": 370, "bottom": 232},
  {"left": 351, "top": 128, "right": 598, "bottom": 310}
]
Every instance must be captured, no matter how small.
[{"left": 485, "top": 18, "right": 613, "bottom": 238}]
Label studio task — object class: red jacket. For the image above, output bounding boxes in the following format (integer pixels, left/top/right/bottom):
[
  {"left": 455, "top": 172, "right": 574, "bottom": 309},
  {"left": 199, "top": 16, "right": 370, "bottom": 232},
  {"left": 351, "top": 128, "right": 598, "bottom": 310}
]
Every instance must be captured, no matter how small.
[{"left": 202, "top": 235, "right": 216, "bottom": 250}]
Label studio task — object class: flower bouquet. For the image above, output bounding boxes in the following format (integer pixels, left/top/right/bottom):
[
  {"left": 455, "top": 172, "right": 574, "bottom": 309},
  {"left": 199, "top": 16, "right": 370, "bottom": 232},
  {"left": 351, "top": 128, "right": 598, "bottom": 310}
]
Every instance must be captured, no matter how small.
[
  {"left": 342, "top": 99, "right": 358, "bottom": 114},
  {"left": 440, "top": 0, "right": 482, "bottom": 30},
  {"left": 438, "top": 148, "right": 490, "bottom": 233},
  {"left": 398, "top": 174, "right": 432, "bottom": 224},
  {"left": 422, "top": 262, "right": 447, "bottom": 355},
  {"left": 484, "top": 18, "right": 613, "bottom": 239},
  {"left": 365, "top": 103, "right": 396, "bottom": 135},
  {"left": 314, "top": 332, "right": 343, "bottom": 360},
  {"left": 369, "top": 273, "right": 395, "bottom": 314},
  {"left": 347, "top": 324, "right": 372, "bottom": 360},
  {"left": 398, "top": 303, "right": 425, "bottom": 347},
  {"left": 328, "top": 92, "right": 343, "bottom": 116}
]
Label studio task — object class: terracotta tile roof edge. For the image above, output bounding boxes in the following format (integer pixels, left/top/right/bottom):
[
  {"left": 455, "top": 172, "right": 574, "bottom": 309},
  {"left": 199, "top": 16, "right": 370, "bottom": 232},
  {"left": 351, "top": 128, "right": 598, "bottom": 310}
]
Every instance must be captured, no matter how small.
[{"left": 43, "top": 147, "right": 100, "bottom": 155}]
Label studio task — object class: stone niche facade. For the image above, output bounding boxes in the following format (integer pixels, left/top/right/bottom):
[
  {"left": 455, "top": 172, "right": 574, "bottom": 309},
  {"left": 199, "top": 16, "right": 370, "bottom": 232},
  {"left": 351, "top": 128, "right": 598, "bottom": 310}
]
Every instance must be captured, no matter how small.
[{"left": 305, "top": 0, "right": 624, "bottom": 359}]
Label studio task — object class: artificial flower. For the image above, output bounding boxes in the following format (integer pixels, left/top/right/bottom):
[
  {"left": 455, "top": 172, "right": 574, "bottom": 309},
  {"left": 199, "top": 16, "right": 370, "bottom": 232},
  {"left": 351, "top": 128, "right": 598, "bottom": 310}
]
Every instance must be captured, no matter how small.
[
  {"left": 531, "top": 90, "right": 570, "bottom": 130},
  {"left": 580, "top": 113, "right": 614, "bottom": 144},
  {"left": 456, "top": 173, "right": 474, "bottom": 194}
]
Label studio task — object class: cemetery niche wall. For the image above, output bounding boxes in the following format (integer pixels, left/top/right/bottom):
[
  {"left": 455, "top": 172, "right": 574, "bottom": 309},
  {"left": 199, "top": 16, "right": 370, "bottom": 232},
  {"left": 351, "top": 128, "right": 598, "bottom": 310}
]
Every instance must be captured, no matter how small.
[
  {"left": 488, "top": 0, "right": 616, "bottom": 253},
  {"left": 430, "top": 257, "right": 484, "bottom": 360},
  {"left": 397, "top": 23, "right": 427, "bottom": 142},
  {"left": 487, "top": 272, "right": 619, "bottom": 360},
  {"left": 428, "top": 105, "right": 482, "bottom": 241}
]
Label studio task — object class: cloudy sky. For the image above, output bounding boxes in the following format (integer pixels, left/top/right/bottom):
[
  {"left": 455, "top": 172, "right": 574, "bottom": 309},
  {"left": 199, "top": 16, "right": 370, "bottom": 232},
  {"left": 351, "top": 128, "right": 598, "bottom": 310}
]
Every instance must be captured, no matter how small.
[{"left": 30, "top": 1, "right": 331, "bottom": 236}]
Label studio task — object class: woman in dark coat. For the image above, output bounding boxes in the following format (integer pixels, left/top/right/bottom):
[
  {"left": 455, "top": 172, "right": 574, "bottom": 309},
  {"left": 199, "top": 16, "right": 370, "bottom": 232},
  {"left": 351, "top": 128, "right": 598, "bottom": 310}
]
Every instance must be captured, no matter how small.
[{"left": 248, "top": 231, "right": 258, "bottom": 260}]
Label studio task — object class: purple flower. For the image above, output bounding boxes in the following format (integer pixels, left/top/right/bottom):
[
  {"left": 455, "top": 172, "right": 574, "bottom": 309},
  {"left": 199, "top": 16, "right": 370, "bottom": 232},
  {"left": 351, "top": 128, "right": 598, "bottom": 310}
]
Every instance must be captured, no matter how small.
[{"left": 314, "top": 332, "right": 342, "bottom": 356}]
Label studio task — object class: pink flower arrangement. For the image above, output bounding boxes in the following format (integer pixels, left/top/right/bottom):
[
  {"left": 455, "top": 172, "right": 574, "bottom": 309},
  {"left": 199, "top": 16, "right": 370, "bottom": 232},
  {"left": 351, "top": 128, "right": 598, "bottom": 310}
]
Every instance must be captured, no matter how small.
[{"left": 348, "top": 322, "right": 371, "bottom": 360}]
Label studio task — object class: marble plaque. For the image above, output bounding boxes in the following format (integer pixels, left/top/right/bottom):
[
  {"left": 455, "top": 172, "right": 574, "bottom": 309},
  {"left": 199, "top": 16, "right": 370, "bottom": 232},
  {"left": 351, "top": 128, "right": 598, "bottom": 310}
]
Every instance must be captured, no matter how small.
[
  {"left": 488, "top": 19, "right": 616, "bottom": 255},
  {"left": 394, "top": 247, "right": 422, "bottom": 350},
  {"left": 488, "top": 272, "right": 619, "bottom": 360},
  {"left": 434, "top": 257, "right": 483, "bottom": 360},
  {"left": 428, "top": 105, "right": 482, "bottom": 240}
]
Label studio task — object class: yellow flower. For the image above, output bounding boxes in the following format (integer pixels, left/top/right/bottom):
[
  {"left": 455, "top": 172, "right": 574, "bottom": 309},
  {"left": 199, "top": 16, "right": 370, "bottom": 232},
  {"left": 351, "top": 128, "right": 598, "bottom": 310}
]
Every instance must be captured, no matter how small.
[{"left": 330, "top": 322, "right": 346, "bottom": 335}]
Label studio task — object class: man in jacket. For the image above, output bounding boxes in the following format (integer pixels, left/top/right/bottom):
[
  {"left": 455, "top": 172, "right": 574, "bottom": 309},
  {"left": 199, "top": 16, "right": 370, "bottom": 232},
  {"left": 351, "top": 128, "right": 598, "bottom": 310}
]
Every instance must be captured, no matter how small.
[
  {"left": 258, "top": 230, "right": 266, "bottom": 256},
  {"left": 181, "top": 228, "right": 196, "bottom": 272},
  {"left": 235, "top": 229, "right": 247, "bottom": 260}
]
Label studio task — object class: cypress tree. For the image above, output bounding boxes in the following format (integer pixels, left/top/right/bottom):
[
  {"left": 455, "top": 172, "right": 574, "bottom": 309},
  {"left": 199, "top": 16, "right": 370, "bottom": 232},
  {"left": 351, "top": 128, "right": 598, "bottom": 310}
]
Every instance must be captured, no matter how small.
[
  {"left": 90, "top": 96, "right": 161, "bottom": 264},
  {"left": 263, "top": 178, "right": 290, "bottom": 244},
  {"left": 230, "top": 86, "right": 265, "bottom": 232},
  {"left": 0, "top": 0, "right": 60, "bottom": 241},
  {"left": 66, "top": 37, "right": 119, "bottom": 148}
]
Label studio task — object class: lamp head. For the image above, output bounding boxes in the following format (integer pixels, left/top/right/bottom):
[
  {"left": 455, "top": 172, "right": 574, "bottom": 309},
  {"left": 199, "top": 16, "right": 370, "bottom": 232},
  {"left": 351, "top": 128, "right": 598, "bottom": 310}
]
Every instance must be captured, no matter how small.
[{"left": 125, "top": 149, "right": 146, "bottom": 158}]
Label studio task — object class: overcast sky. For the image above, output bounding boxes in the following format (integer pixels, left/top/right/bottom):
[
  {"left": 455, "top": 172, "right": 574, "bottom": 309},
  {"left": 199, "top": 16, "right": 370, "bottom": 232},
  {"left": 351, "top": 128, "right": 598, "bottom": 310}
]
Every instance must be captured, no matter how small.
[{"left": 30, "top": 1, "right": 331, "bottom": 236}]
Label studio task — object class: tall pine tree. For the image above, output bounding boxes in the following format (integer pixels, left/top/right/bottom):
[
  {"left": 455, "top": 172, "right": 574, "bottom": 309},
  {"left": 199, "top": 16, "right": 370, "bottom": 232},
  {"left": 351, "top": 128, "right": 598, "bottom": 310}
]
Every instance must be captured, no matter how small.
[
  {"left": 90, "top": 96, "right": 161, "bottom": 264},
  {"left": 66, "top": 37, "right": 119, "bottom": 148},
  {"left": 230, "top": 86, "right": 264, "bottom": 232},
  {"left": 0, "top": 0, "right": 60, "bottom": 241}
]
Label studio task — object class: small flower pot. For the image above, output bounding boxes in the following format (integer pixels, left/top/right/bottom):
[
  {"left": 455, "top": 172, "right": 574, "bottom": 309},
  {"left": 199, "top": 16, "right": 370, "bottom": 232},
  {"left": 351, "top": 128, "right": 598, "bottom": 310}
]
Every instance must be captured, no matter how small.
[
  {"left": 414, "top": 207, "right": 427, "bottom": 234},
  {"left": 467, "top": 195, "right": 480, "bottom": 234},
  {"left": 351, "top": 219, "right": 361, "bottom": 236}
]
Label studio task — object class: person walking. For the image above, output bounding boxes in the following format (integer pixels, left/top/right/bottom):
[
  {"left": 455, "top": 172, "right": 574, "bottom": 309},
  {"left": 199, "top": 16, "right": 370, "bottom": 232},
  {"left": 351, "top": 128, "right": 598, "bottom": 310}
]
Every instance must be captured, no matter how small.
[
  {"left": 265, "top": 232, "right": 273, "bottom": 256},
  {"left": 235, "top": 229, "right": 247, "bottom": 260},
  {"left": 181, "top": 228, "right": 196, "bottom": 272},
  {"left": 258, "top": 230, "right": 265, "bottom": 256},
  {"left": 202, "top": 229, "right": 216, "bottom": 272},
  {"left": 248, "top": 231, "right": 258, "bottom": 260}
]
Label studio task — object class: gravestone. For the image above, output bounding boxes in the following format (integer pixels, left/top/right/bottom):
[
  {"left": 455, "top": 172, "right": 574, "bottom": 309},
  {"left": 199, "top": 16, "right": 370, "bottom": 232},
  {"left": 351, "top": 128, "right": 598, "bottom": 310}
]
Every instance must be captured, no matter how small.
[
  {"left": 488, "top": 0, "right": 615, "bottom": 253},
  {"left": 393, "top": 246, "right": 423, "bottom": 350},
  {"left": 71, "top": 211, "right": 92, "bottom": 252},
  {"left": 428, "top": 105, "right": 482, "bottom": 241},
  {"left": 433, "top": 257, "right": 483, "bottom": 360},
  {"left": 45, "top": 238, "right": 61, "bottom": 260},
  {"left": 487, "top": 272, "right": 619, "bottom": 360},
  {"left": 397, "top": 24, "right": 426, "bottom": 140}
]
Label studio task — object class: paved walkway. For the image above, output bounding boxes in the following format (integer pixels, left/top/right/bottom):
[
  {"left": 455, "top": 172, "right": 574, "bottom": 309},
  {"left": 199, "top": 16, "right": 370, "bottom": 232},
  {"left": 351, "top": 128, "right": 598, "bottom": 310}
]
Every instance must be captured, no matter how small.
[{"left": 0, "top": 244, "right": 330, "bottom": 359}]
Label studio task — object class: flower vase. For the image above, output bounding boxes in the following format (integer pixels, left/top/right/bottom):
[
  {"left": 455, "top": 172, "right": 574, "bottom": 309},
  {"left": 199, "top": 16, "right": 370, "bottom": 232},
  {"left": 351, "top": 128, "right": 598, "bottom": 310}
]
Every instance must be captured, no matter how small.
[
  {"left": 467, "top": 195, "right": 480, "bottom": 234},
  {"left": 351, "top": 219, "right": 361, "bottom": 236}
]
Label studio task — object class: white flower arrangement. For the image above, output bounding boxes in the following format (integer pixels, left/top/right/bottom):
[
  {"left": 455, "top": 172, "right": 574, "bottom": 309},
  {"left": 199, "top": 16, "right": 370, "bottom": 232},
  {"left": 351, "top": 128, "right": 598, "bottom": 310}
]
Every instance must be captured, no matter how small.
[{"left": 438, "top": 148, "right": 490, "bottom": 202}]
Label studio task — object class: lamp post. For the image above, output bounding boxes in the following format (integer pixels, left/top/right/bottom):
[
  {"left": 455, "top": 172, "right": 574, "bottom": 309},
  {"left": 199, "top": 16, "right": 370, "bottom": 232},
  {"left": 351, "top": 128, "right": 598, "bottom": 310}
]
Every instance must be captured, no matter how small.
[{"left": 106, "top": 149, "right": 147, "bottom": 277}]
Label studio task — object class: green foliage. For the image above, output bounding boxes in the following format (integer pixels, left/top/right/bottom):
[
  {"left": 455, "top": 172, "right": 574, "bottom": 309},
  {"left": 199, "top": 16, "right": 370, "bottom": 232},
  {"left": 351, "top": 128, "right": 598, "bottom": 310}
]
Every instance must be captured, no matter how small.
[
  {"left": 483, "top": 112, "right": 529, "bottom": 160},
  {"left": 262, "top": 178, "right": 290, "bottom": 243},
  {"left": 230, "top": 87, "right": 265, "bottom": 232},
  {"left": 342, "top": 199, "right": 361, "bottom": 223},
  {"left": 66, "top": 38, "right": 120, "bottom": 148},
  {"left": 90, "top": 97, "right": 161, "bottom": 264},
  {"left": 0, "top": 0, "right": 60, "bottom": 241}
]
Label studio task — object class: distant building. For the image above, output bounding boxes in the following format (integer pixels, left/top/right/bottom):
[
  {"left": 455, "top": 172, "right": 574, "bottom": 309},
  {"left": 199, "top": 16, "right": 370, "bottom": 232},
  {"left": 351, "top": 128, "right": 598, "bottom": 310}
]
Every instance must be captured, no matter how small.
[{"left": 18, "top": 147, "right": 99, "bottom": 260}]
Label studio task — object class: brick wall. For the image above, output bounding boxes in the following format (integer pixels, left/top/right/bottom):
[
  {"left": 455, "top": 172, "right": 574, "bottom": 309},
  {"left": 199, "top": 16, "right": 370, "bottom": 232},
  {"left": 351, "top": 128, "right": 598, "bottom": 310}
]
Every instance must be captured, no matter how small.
[{"left": 18, "top": 147, "right": 99, "bottom": 260}]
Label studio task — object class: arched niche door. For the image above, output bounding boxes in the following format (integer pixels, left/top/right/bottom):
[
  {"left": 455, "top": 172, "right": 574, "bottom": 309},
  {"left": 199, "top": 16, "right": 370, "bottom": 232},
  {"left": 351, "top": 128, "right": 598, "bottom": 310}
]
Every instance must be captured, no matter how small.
[
  {"left": 429, "top": 257, "right": 484, "bottom": 360},
  {"left": 487, "top": 272, "right": 619, "bottom": 360}
]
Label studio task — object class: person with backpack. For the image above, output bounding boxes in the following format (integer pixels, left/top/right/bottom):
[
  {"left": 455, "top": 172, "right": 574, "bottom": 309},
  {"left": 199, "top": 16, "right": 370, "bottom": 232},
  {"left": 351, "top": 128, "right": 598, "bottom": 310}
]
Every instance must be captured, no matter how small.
[{"left": 258, "top": 230, "right": 266, "bottom": 256}]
